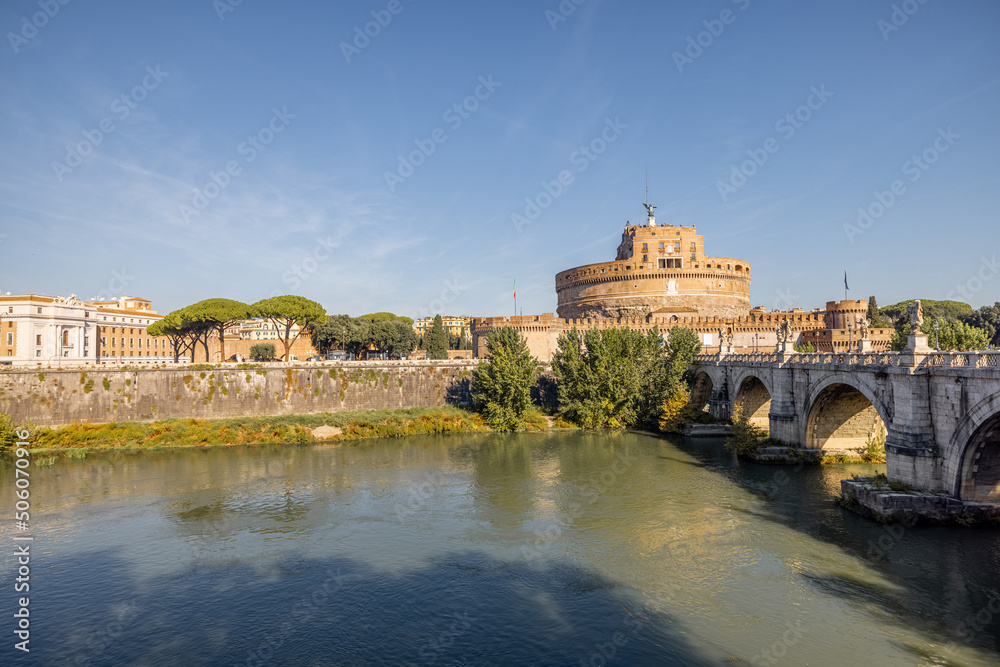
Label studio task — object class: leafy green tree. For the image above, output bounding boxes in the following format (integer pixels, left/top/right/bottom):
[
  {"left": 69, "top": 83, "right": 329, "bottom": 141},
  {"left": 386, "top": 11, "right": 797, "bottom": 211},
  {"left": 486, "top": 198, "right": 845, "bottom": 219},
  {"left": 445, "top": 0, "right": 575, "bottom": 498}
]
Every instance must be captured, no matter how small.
[
  {"left": 725, "top": 406, "right": 769, "bottom": 456},
  {"left": 663, "top": 327, "right": 702, "bottom": 395},
  {"left": 932, "top": 319, "right": 991, "bottom": 350},
  {"left": 553, "top": 326, "right": 702, "bottom": 429},
  {"left": 793, "top": 342, "right": 816, "bottom": 352},
  {"left": 174, "top": 307, "right": 215, "bottom": 361},
  {"left": 345, "top": 318, "right": 372, "bottom": 359},
  {"left": 425, "top": 314, "right": 449, "bottom": 360},
  {"left": 250, "top": 296, "right": 326, "bottom": 361},
  {"left": 658, "top": 385, "right": 695, "bottom": 434},
  {"left": 182, "top": 298, "right": 250, "bottom": 362},
  {"left": 249, "top": 343, "right": 277, "bottom": 361},
  {"left": 388, "top": 320, "right": 418, "bottom": 358},
  {"left": 882, "top": 299, "right": 973, "bottom": 331},
  {"left": 471, "top": 327, "right": 538, "bottom": 431},
  {"left": 311, "top": 314, "right": 354, "bottom": 354},
  {"left": 148, "top": 311, "right": 193, "bottom": 362},
  {"left": 361, "top": 312, "right": 414, "bottom": 326},
  {"left": 963, "top": 302, "right": 1000, "bottom": 348},
  {"left": 890, "top": 320, "right": 991, "bottom": 351}
]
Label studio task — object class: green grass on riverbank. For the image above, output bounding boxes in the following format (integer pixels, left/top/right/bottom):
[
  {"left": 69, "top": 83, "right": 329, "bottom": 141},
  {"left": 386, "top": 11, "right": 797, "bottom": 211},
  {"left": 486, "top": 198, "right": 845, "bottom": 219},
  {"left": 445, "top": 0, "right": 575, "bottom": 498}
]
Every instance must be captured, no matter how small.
[{"left": 9, "top": 407, "right": 555, "bottom": 451}]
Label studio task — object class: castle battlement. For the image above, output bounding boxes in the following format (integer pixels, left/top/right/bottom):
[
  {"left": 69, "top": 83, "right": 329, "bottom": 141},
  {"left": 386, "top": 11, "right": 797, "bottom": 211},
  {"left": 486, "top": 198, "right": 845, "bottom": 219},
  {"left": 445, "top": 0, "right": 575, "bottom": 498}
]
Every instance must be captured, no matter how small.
[{"left": 556, "top": 220, "right": 751, "bottom": 320}]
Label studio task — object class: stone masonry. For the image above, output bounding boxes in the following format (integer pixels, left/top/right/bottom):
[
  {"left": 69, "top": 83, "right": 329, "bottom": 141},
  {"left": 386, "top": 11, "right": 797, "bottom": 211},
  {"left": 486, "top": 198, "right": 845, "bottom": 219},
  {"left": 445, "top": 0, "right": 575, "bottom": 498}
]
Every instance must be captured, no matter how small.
[{"left": 0, "top": 361, "right": 477, "bottom": 428}]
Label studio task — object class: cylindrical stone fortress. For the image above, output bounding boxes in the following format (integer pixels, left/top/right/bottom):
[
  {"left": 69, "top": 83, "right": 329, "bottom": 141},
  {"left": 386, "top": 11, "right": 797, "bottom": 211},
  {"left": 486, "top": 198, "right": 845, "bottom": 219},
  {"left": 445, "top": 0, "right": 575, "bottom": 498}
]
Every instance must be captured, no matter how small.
[{"left": 556, "top": 221, "right": 751, "bottom": 319}]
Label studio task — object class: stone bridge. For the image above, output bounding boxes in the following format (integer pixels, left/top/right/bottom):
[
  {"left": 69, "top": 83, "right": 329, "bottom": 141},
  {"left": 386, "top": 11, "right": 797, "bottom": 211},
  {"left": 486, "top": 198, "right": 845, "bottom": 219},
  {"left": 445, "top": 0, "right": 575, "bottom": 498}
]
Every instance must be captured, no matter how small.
[{"left": 691, "top": 349, "right": 1000, "bottom": 505}]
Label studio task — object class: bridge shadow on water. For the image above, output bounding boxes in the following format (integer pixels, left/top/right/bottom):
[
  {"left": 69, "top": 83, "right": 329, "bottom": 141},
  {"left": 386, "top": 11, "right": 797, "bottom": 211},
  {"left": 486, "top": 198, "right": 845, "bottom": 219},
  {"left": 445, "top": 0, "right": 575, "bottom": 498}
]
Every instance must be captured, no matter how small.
[
  {"left": 10, "top": 547, "right": 714, "bottom": 667},
  {"left": 666, "top": 433, "right": 1000, "bottom": 664}
]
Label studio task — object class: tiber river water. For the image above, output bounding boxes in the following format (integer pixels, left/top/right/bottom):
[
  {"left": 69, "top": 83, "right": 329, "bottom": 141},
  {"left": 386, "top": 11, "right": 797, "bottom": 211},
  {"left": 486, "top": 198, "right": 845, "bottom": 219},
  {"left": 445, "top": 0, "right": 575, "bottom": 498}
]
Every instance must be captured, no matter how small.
[{"left": 2, "top": 431, "right": 1000, "bottom": 666}]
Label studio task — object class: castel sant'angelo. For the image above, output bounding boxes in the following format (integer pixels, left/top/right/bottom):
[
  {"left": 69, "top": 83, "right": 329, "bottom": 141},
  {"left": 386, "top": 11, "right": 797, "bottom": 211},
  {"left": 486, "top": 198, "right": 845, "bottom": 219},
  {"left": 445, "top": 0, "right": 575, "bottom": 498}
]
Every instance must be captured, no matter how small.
[{"left": 471, "top": 203, "right": 894, "bottom": 361}]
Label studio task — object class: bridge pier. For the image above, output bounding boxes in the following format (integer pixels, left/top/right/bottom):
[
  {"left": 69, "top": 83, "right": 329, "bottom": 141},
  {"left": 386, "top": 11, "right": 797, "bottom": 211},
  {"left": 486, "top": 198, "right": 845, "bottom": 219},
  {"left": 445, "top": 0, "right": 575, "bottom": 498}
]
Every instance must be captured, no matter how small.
[
  {"left": 691, "top": 350, "right": 1000, "bottom": 524},
  {"left": 885, "top": 373, "right": 943, "bottom": 490},
  {"left": 708, "top": 383, "right": 731, "bottom": 421}
]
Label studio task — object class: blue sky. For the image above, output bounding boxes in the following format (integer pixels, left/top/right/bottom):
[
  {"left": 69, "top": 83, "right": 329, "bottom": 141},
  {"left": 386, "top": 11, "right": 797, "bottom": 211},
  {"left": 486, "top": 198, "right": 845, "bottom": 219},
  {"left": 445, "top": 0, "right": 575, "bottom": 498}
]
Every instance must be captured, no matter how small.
[{"left": 1, "top": 0, "right": 998, "bottom": 318}]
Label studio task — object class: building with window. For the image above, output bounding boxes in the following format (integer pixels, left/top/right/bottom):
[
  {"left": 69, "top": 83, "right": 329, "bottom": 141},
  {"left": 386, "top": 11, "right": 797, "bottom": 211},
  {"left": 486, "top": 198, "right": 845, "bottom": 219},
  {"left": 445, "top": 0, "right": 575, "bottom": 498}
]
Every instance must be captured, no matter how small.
[
  {"left": 0, "top": 294, "right": 172, "bottom": 365},
  {"left": 413, "top": 316, "right": 471, "bottom": 339},
  {"left": 0, "top": 294, "right": 99, "bottom": 365},
  {"left": 555, "top": 208, "right": 751, "bottom": 320},
  {"left": 239, "top": 319, "right": 302, "bottom": 341},
  {"left": 85, "top": 296, "right": 170, "bottom": 362}
]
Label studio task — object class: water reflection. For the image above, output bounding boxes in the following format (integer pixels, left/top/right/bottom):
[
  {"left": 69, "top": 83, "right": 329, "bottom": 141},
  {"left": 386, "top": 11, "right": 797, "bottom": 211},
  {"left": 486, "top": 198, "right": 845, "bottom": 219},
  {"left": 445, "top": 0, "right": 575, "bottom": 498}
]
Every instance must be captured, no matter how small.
[{"left": 0, "top": 431, "right": 997, "bottom": 666}]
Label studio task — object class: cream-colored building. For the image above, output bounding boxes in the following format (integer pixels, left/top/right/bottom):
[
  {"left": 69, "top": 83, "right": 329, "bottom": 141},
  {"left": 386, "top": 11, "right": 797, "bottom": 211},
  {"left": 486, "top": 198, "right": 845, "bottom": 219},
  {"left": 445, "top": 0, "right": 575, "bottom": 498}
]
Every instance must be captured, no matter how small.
[
  {"left": 413, "top": 316, "right": 470, "bottom": 339},
  {"left": 0, "top": 294, "right": 172, "bottom": 365},
  {"left": 0, "top": 294, "right": 99, "bottom": 365},
  {"left": 85, "top": 296, "right": 171, "bottom": 362},
  {"left": 239, "top": 319, "right": 302, "bottom": 341}
]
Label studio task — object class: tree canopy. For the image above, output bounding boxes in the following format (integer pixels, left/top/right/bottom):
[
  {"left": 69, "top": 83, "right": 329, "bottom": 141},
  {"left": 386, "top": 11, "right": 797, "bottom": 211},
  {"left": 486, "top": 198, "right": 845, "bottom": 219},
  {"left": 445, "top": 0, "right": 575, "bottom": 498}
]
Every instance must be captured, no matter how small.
[
  {"left": 311, "top": 313, "right": 417, "bottom": 359},
  {"left": 182, "top": 298, "right": 250, "bottom": 362},
  {"left": 471, "top": 326, "right": 538, "bottom": 431},
  {"left": 425, "top": 315, "right": 449, "bottom": 360},
  {"left": 552, "top": 326, "right": 700, "bottom": 429},
  {"left": 250, "top": 295, "right": 326, "bottom": 361}
]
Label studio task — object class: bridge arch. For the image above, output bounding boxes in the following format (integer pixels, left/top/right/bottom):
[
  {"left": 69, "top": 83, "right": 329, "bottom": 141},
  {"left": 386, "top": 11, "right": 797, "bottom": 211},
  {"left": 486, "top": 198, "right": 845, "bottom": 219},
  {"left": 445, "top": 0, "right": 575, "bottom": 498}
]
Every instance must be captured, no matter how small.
[
  {"left": 803, "top": 374, "right": 890, "bottom": 454},
  {"left": 949, "top": 392, "right": 1000, "bottom": 500},
  {"left": 689, "top": 371, "right": 714, "bottom": 412},
  {"left": 733, "top": 374, "right": 772, "bottom": 432},
  {"left": 957, "top": 412, "right": 1000, "bottom": 502}
]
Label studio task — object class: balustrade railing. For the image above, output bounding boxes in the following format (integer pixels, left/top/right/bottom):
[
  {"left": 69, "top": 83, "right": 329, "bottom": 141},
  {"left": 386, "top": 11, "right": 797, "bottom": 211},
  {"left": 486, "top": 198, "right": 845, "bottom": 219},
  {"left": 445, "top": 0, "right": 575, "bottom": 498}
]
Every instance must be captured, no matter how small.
[{"left": 695, "top": 349, "right": 999, "bottom": 370}]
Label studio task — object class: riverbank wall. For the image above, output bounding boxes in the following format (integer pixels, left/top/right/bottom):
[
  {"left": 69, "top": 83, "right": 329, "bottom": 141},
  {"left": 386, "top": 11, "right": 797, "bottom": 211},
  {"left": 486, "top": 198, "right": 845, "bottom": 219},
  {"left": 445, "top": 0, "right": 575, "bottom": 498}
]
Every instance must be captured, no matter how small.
[{"left": 0, "top": 361, "right": 478, "bottom": 428}]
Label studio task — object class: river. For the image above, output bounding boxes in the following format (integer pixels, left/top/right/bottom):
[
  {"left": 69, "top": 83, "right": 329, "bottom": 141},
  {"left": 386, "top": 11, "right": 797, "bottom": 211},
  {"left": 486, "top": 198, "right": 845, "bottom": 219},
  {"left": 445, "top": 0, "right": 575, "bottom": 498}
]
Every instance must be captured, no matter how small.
[{"left": 1, "top": 431, "right": 999, "bottom": 666}]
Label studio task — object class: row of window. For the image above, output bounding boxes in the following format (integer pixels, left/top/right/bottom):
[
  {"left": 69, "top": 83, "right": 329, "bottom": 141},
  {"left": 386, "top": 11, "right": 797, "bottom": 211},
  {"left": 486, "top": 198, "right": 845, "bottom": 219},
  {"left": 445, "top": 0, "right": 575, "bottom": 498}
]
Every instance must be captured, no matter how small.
[
  {"left": 642, "top": 242, "right": 697, "bottom": 253},
  {"left": 100, "top": 337, "right": 163, "bottom": 349},
  {"left": 5, "top": 305, "right": 152, "bottom": 325}
]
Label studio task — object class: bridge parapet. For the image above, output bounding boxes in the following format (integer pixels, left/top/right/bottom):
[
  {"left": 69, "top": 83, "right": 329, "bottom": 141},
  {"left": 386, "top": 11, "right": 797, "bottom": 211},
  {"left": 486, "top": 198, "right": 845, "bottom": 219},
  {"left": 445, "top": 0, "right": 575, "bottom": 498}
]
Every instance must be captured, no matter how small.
[
  {"left": 690, "top": 348, "right": 1000, "bottom": 518},
  {"left": 695, "top": 350, "right": 1000, "bottom": 371}
]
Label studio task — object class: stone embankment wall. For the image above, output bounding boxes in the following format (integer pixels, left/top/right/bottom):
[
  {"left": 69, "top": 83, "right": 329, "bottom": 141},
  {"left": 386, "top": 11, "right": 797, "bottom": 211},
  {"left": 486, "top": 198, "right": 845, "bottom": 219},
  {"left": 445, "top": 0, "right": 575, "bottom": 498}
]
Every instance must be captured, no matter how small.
[{"left": 0, "top": 361, "right": 478, "bottom": 427}]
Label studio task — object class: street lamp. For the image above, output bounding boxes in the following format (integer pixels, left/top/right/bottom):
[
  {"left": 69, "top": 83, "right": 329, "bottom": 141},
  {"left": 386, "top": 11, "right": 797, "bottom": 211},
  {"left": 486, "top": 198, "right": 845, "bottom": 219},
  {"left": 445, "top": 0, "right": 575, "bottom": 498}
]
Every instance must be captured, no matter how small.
[{"left": 934, "top": 319, "right": 940, "bottom": 350}]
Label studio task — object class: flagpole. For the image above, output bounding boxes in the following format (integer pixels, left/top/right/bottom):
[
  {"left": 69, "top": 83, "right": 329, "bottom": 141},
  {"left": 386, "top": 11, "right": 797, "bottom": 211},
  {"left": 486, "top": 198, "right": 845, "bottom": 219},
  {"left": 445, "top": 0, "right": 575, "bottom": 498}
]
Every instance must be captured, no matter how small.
[{"left": 513, "top": 279, "right": 516, "bottom": 320}]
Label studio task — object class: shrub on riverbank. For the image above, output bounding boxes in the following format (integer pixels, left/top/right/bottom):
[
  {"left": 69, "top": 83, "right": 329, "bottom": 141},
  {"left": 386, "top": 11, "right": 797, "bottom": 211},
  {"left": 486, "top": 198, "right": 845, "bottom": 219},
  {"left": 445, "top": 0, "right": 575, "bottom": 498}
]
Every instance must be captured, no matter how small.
[
  {"left": 0, "top": 413, "right": 17, "bottom": 450},
  {"left": 23, "top": 407, "right": 491, "bottom": 450},
  {"left": 724, "top": 407, "right": 771, "bottom": 456},
  {"left": 471, "top": 326, "right": 538, "bottom": 432},
  {"left": 552, "top": 326, "right": 701, "bottom": 429}
]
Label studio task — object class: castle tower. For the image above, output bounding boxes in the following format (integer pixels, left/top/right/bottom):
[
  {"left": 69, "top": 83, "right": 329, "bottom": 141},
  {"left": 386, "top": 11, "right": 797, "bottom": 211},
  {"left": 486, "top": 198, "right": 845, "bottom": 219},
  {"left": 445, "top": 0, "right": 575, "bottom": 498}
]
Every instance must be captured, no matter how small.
[{"left": 555, "top": 211, "right": 751, "bottom": 320}]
